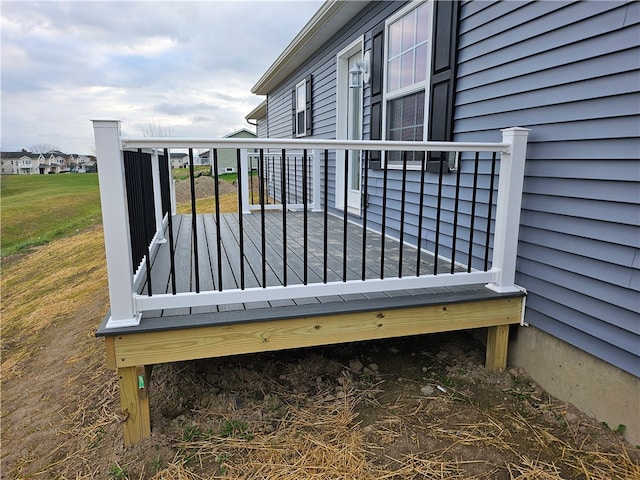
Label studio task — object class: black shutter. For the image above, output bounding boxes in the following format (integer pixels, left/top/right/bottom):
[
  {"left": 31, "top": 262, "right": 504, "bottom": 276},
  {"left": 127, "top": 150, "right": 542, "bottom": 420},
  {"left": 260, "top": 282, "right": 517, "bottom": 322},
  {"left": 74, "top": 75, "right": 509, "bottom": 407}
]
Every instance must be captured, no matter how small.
[
  {"left": 427, "top": 0, "right": 460, "bottom": 172},
  {"left": 305, "top": 74, "right": 313, "bottom": 136},
  {"left": 291, "top": 87, "right": 297, "bottom": 137},
  {"left": 369, "top": 22, "right": 384, "bottom": 169}
]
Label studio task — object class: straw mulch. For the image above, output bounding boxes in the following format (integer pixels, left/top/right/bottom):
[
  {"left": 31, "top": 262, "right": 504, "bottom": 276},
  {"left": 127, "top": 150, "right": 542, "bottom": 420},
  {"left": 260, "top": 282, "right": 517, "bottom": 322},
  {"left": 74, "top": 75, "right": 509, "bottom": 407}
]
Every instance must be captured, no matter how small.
[{"left": 144, "top": 366, "right": 639, "bottom": 480}]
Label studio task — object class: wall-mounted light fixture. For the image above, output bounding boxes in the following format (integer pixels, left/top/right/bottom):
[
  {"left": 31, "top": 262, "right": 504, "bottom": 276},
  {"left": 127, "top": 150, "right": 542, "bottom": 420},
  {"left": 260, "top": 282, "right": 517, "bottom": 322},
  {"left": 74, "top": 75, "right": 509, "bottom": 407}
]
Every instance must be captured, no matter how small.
[{"left": 349, "top": 50, "right": 371, "bottom": 88}]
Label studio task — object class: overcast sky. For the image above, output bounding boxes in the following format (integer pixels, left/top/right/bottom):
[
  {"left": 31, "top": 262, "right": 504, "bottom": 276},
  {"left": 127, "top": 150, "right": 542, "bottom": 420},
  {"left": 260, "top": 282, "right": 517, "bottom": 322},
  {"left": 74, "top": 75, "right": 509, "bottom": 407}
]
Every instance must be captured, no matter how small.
[{"left": 1, "top": 0, "right": 323, "bottom": 154}]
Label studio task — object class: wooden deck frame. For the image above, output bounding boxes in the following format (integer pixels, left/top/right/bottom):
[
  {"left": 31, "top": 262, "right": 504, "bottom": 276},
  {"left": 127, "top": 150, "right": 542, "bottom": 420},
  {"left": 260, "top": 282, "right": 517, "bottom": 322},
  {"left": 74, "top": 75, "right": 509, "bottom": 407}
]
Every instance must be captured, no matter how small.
[{"left": 103, "top": 293, "right": 524, "bottom": 444}]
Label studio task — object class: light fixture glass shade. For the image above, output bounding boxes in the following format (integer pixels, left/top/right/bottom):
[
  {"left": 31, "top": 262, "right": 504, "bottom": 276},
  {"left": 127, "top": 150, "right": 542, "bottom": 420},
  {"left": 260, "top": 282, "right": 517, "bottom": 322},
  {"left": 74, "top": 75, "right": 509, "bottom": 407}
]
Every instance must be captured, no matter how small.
[{"left": 349, "top": 65, "right": 362, "bottom": 89}]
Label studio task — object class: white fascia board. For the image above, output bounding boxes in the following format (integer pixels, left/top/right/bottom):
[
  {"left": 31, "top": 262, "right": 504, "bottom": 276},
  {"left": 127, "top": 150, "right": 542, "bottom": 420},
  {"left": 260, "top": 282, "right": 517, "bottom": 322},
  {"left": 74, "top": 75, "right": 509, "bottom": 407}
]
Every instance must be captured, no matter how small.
[
  {"left": 245, "top": 99, "right": 267, "bottom": 121},
  {"left": 251, "top": 0, "right": 371, "bottom": 95}
]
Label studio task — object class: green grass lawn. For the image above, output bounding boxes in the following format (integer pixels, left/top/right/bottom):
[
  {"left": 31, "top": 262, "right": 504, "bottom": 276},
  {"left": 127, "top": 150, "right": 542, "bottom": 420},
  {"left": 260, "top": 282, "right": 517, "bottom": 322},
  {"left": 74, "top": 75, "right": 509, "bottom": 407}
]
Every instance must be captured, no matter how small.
[{"left": 1, "top": 174, "right": 102, "bottom": 257}]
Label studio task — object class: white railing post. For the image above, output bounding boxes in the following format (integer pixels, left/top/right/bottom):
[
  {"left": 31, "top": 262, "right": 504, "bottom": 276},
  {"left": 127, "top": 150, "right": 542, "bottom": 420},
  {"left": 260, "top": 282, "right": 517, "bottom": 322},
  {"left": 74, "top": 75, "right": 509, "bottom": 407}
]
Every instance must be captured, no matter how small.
[
  {"left": 240, "top": 148, "right": 251, "bottom": 214},
  {"left": 312, "top": 149, "right": 322, "bottom": 212},
  {"left": 486, "top": 127, "right": 530, "bottom": 293},
  {"left": 92, "top": 120, "right": 141, "bottom": 327},
  {"left": 151, "top": 150, "right": 166, "bottom": 243}
]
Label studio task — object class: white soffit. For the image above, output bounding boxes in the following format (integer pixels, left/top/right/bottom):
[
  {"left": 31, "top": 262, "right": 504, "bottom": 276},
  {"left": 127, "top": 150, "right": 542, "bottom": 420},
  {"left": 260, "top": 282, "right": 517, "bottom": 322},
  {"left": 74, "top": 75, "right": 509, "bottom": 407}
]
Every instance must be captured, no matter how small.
[{"left": 251, "top": 0, "right": 371, "bottom": 95}]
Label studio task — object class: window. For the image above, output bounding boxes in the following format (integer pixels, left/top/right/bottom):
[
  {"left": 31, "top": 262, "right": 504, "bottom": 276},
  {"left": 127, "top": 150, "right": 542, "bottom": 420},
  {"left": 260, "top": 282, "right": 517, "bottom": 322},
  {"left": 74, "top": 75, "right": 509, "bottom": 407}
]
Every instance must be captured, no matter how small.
[
  {"left": 384, "top": 1, "right": 432, "bottom": 167},
  {"left": 295, "top": 79, "right": 306, "bottom": 136},
  {"left": 292, "top": 76, "right": 312, "bottom": 137}
]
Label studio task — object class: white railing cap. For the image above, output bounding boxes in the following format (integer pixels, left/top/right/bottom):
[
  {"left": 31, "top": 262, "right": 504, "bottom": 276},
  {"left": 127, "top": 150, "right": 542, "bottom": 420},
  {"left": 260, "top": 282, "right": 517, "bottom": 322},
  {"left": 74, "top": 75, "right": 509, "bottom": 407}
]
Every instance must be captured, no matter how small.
[{"left": 121, "top": 137, "right": 509, "bottom": 153}]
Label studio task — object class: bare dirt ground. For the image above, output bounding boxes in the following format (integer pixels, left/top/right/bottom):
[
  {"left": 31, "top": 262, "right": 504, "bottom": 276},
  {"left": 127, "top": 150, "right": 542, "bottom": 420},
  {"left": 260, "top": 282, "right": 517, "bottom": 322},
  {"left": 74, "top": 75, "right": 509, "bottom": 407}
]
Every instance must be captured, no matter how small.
[{"left": 2, "top": 179, "right": 638, "bottom": 479}]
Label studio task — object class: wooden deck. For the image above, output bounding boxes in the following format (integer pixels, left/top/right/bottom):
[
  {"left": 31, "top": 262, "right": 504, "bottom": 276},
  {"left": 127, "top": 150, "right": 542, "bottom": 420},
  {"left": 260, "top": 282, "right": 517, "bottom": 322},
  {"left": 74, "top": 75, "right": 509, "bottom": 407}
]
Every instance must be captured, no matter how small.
[{"left": 97, "top": 211, "right": 525, "bottom": 444}]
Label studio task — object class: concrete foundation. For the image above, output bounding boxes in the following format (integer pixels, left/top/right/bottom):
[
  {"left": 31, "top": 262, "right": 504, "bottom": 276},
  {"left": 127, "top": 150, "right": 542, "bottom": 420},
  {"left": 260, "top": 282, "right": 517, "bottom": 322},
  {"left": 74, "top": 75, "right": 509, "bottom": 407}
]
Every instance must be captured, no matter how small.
[{"left": 508, "top": 325, "right": 640, "bottom": 446}]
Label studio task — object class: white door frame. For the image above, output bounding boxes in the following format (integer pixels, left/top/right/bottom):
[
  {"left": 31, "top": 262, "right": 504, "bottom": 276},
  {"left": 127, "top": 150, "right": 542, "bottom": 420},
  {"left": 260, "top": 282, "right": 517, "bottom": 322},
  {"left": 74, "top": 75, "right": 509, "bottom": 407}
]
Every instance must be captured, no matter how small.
[{"left": 335, "top": 37, "right": 364, "bottom": 214}]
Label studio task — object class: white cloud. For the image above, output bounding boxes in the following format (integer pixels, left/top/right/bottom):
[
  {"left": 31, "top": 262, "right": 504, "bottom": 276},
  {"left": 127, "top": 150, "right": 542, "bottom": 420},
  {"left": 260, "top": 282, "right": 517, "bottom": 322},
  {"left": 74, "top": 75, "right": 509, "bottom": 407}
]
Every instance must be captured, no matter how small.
[{"left": 1, "top": 0, "right": 323, "bottom": 154}]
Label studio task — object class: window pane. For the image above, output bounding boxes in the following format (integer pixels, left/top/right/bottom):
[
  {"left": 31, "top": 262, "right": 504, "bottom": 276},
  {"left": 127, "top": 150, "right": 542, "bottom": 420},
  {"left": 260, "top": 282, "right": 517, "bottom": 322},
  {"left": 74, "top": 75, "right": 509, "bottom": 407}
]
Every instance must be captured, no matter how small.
[
  {"left": 401, "top": 10, "right": 416, "bottom": 52},
  {"left": 389, "top": 20, "right": 402, "bottom": 58},
  {"left": 416, "top": 90, "right": 425, "bottom": 122},
  {"left": 386, "top": 90, "right": 426, "bottom": 165},
  {"left": 414, "top": 44, "right": 428, "bottom": 83},
  {"left": 389, "top": 98, "right": 403, "bottom": 127},
  {"left": 400, "top": 51, "right": 414, "bottom": 89},
  {"left": 297, "top": 111, "right": 305, "bottom": 135},
  {"left": 388, "top": 57, "right": 400, "bottom": 92},
  {"left": 416, "top": 4, "right": 430, "bottom": 44},
  {"left": 296, "top": 83, "right": 305, "bottom": 111},
  {"left": 402, "top": 94, "right": 417, "bottom": 127}
]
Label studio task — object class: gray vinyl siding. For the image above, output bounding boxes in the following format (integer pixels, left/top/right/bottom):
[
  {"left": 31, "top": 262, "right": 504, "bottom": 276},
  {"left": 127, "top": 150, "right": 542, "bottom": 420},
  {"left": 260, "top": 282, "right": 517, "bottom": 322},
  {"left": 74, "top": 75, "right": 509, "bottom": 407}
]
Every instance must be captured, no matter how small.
[
  {"left": 256, "top": 115, "right": 267, "bottom": 138},
  {"left": 455, "top": 0, "right": 640, "bottom": 376}
]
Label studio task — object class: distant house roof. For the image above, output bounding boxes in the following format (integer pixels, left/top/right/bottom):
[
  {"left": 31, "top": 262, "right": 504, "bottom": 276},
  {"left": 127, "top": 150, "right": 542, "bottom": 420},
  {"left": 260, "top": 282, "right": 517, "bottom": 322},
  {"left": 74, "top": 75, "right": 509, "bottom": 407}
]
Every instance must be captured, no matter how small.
[
  {"left": 245, "top": 100, "right": 267, "bottom": 121},
  {"left": 223, "top": 128, "right": 257, "bottom": 139},
  {"left": 251, "top": 0, "right": 370, "bottom": 95},
  {"left": 1, "top": 151, "right": 38, "bottom": 159}
]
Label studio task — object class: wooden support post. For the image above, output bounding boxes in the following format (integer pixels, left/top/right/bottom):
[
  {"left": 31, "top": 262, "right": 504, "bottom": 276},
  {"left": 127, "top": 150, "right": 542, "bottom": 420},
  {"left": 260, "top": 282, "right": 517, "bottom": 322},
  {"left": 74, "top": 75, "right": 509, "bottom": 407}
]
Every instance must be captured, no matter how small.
[
  {"left": 118, "top": 365, "right": 151, "bottom": 445},
  {"left": 486, "top": 324, "right": 510, "bottom": 372}
]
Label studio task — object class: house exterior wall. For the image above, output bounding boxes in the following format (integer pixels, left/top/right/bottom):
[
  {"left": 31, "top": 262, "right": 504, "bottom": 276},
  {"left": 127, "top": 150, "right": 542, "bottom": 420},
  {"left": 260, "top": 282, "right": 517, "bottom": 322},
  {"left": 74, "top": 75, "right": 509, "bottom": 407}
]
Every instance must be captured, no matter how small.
[
  {"left": 256, "top": 115, "right": 268, "bottom": 138},
  {"left": 454, "top": 0, "right": 639, "bottom": 378},
  {"left": 258, "top": 0, "right": 639, "bottom": 381},
  {"left": 265, "top": 1, "right": 406, "bottom": 212}
]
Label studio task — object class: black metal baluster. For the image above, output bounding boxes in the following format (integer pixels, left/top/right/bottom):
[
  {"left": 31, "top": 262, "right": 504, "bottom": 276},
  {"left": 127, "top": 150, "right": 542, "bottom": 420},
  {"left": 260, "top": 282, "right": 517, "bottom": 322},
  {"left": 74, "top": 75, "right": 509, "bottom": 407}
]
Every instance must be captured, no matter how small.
[
  {"left": 280, "top": 149, "right": 288, "bottom": 287},
  {"left": 259, "top": 149, "right": 267, "bottom": 287},
  {"left": 484, "top": 152, "right": 497, "bottom": 271},
  {"left": 164, "top": 148, "right": 177, "bottom": 295},
  {"left": 294, "top": 156, "right": 299, "bottom": 204},
  {"left": 451, "top": 152, "right": 463, "bottom": 274},
  {"left": 188, "top": 148, "right": 200, "bottom": 293},
  {"left": 236, "top": 149, "right": 245, "bottom": 289},
  {"left": 468, "top": 152, "right": 480, "bottom": 273},
  {"left": 323, "top": 149, "right": 329, "bottom": 284},
  {"left": 213, "top": 149, "right": 223, "bottom": 291},
  {"left": 308, "top": 153, "right": 312, "bottom": 204},
  {"left": 416, "top": 155, "right": 426, "bottom": 276},
  {"left": 434, "top": 154, "right": 445, "bottom": 276},
  {"left": 302, "top": 149, "right": 309, "bottom": 285},
  {"left": 361, "top": 151, "right": 369, "bottom": 281},
  {"left": 250, "top": 154, "right": 255, "bottom": 205},
  {"left": 342, "top": 150, "right": 349, "bottom": 282}
]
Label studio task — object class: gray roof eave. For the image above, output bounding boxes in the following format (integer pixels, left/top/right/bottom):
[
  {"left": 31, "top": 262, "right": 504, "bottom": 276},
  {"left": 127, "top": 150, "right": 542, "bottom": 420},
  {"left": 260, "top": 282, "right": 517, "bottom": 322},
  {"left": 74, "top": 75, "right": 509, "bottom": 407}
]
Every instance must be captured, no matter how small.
[{"left": 251, "top": 0, "right": 370, "bottom": 95}]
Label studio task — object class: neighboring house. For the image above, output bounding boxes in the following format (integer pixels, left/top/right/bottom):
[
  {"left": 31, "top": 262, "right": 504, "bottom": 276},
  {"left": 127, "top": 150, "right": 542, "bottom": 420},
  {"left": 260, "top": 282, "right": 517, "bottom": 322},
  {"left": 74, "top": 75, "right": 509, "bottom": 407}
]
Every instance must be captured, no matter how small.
[
  {"left": 169, "top": 152, "right": 207, "bottom": 169},
  {"left": 1, "top": 151, "right": 96, "bottom": 174},
  {"left": 248, "top": 0, "right": 639, "bottom": 442},
  {"left": 170, "top": 152, "right": 190, "bottom": 169},
  {"left": 80, "top": 160, "right": 98, "bottom": 173},
  {"left": 200, "top": 128, "right": 258, "bottom": 174},
  {"left": 1, "top": 152, "right": 38, "bottom": 174}
]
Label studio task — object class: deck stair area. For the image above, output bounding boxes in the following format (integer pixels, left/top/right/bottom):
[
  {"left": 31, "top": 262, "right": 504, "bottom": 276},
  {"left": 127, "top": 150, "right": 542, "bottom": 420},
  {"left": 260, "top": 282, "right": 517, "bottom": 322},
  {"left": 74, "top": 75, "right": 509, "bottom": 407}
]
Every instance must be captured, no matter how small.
[{"left": 92, "top": 120, "right": 529, "bottom": 444}]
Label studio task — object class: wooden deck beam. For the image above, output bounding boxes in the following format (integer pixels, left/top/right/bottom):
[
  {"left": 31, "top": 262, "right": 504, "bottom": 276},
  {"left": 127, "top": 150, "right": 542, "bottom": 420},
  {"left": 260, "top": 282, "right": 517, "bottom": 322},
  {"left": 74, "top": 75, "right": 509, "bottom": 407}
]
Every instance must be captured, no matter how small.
[{"left": 110, "top": 297, "right": 522, "bottom": 368}]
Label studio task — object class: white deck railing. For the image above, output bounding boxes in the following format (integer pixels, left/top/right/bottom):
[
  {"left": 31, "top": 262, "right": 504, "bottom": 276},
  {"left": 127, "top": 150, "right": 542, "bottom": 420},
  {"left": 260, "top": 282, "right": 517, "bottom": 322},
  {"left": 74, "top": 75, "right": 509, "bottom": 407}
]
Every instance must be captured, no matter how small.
[{"left": 93, "top": 120, "right": 529, "bottom": 329}]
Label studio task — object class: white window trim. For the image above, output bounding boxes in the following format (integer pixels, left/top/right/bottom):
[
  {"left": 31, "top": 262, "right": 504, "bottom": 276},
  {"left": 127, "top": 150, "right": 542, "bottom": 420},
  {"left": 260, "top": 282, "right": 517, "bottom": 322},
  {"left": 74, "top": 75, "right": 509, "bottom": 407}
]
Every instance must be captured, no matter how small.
[
  {"left": 295, "top": 78, "right": 307, "bottom": 137},
  {"left": 381, "top": 0, "right": 433, "bottom": 169}
]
